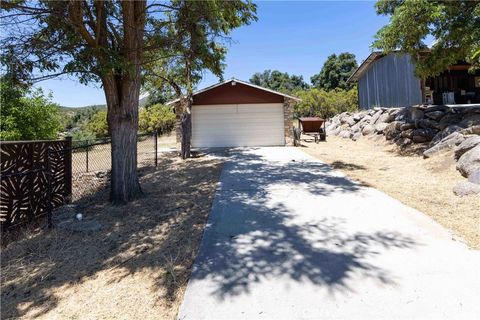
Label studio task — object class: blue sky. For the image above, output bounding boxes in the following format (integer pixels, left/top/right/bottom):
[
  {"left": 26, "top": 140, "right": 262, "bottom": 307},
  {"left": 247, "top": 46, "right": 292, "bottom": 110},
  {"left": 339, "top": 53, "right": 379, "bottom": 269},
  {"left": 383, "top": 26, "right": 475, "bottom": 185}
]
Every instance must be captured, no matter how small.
[{"left": 37, "top": 1, "right": 390, "bottom": 107}]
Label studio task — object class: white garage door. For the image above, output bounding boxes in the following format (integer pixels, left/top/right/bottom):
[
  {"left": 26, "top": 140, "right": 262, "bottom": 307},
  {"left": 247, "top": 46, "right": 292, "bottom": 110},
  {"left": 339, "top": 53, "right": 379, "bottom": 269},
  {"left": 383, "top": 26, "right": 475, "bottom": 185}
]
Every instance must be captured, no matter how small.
[{"left": 192, "top": 103, "right": 285, "bottom": 148}]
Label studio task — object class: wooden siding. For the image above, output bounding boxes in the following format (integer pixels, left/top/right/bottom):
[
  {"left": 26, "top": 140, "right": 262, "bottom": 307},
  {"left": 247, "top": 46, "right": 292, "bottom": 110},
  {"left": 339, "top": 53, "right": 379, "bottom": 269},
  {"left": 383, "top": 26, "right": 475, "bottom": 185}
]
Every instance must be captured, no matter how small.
[
  {"left": 358, "top": 54, "right": 422, "bottom": 109},
  {"left": 193, "top": 82, "right": 284, "bottom": 105}
]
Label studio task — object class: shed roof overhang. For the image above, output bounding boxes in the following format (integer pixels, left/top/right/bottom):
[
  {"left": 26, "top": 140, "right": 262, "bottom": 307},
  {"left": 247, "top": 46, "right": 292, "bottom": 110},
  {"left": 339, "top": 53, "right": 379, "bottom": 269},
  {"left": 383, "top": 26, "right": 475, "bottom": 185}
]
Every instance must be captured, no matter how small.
[{"left": 347, "top": 51, "right": 384, "bottom": 83}]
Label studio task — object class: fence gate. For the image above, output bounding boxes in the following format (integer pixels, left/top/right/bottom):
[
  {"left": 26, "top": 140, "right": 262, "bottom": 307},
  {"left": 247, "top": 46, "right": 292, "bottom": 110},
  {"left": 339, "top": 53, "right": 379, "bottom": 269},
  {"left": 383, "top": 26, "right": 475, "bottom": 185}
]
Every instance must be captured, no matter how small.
[{"left": 0, "top": 138, "right": 72, "bottom": 229}]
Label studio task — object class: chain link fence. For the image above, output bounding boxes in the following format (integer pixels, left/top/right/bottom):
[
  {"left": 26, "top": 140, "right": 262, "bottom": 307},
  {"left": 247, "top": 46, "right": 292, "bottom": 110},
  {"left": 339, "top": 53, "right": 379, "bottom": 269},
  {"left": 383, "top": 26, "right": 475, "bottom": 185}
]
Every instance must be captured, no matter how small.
[{"left": 71, "top": 132, "right": 163, "bottom": 202}]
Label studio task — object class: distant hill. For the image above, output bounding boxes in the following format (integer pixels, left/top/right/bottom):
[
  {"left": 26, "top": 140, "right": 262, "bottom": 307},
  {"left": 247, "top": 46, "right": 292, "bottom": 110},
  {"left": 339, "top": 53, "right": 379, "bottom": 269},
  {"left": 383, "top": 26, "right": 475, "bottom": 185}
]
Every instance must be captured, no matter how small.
[{"left": 59, "top": 104, "right": 106, "bottom": 114}]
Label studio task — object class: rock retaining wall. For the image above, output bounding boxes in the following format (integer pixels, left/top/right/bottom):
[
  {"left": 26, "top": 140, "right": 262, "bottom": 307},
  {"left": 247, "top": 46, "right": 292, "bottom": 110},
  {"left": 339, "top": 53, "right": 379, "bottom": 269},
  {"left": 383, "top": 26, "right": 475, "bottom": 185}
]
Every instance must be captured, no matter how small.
[{"left": 326, "top": 105, "right": 480, "bottom": 196}]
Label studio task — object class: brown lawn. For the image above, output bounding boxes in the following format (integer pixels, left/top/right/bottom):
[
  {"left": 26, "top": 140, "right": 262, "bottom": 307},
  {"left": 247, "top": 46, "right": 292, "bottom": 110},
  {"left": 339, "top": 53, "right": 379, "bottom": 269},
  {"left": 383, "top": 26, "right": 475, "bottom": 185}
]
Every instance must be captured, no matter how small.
[
  {"left": 1, "top": 152, "right": 223, "bottom": 320},
  {"left": 301, "top": 135, "right": 480, "bottom": 249}
]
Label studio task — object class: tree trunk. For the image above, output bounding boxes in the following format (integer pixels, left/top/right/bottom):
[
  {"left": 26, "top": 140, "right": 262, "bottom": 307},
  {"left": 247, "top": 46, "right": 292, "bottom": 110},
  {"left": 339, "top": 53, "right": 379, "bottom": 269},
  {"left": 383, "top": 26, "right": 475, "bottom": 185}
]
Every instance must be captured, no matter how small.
[
  {"left": 103, "top": 76, "right": 142, "bottom": 204},
  {"left": 103, "top": 0, "right": 145, "bottom": 204},
  {"left": 180, "top": 97, "right": 192, "bottom": 159}
]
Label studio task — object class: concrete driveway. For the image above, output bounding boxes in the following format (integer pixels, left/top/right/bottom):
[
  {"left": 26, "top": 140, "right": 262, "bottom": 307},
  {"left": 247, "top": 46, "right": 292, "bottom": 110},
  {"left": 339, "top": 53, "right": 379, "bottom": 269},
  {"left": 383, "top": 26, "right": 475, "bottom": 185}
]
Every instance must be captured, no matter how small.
[{"left": 178, "top": 147, "right": 480, "bottom": 320}]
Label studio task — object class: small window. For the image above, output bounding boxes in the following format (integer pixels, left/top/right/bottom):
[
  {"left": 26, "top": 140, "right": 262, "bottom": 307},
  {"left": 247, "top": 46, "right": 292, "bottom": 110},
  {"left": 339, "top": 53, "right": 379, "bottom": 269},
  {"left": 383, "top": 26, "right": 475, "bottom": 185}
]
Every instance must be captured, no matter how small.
[{"left": 475, "top": 76, "right": 480, "bottom": 88}]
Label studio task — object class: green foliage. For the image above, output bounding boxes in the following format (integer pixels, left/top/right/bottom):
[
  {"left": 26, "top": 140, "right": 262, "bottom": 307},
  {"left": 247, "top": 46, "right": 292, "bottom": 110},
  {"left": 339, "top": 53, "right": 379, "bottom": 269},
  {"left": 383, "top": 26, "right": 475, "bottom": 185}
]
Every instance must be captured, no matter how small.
[
  {"left": 373, "top": 0, "right": 480, "bottom": 76},
  {"left": 85, "top": 111, "right": 109, "bottom": 138},
  {"left": 0, "top": 77, "right": 62, "bottom": 141},
  {"left": 310, "top": 53, "right": 358, "bottom": 90},
  {"left": 70, "top": 129, "right": 97, "bottom": 148},
  {"left": 60, "top": 105, "right": 106, "bottom": 130},
  {"left": 249, "top": 70, "right": 309, "bottom": 94},
  {"left": 139, "top": 104, "right": 176, "bottom": 135},
  {"left": 294, "top": 87, "right": 358, "bottom": 119},
  {"left": 71, "top": 129, "right": 96, "bottom": 142},
  {"left": 144, "top": 0, "right": 257, "bottom": 98}
]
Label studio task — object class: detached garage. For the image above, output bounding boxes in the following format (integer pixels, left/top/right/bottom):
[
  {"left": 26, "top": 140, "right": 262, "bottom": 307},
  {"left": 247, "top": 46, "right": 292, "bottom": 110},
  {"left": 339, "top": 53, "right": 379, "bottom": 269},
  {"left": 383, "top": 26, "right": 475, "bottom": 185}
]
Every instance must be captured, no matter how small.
[{"left": 171, "top": 79, "right": 300, "bottom": 148}]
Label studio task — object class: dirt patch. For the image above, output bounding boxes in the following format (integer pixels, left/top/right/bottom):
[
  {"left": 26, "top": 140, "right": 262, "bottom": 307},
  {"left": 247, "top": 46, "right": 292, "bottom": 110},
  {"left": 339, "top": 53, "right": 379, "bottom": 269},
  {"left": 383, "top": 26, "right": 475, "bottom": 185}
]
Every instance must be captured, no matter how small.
[
  {"left": 1, "top": 153, "right": 223, "bottom": 319},
  {"left": 302, "top": 136, "right": 480, "bottom": 249}
]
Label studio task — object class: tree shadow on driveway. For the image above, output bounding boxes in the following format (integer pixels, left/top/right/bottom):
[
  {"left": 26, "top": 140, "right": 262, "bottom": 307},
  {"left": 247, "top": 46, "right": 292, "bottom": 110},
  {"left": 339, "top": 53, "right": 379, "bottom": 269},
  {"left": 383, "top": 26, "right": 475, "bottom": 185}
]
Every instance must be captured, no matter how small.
[{"left": 188, "top": 148, "right": 417, "bottom": 300}]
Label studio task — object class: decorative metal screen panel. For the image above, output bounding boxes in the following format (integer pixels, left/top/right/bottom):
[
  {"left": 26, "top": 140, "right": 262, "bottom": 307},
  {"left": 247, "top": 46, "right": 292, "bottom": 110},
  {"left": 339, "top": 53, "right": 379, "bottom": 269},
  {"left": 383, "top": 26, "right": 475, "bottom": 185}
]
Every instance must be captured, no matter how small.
[{"left": 0, "top": 139, "right": 72, "bottom": 228}]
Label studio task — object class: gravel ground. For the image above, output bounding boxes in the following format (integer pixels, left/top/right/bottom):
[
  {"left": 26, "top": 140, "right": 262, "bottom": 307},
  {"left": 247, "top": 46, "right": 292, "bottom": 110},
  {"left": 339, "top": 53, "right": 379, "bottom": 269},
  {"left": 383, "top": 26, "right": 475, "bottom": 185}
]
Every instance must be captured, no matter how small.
[
  {"left": 302, "top": 135, "right": 480, "bottom": 249},
  {"left": 1, "top": 153, "right": 223, "bottom": 320}
]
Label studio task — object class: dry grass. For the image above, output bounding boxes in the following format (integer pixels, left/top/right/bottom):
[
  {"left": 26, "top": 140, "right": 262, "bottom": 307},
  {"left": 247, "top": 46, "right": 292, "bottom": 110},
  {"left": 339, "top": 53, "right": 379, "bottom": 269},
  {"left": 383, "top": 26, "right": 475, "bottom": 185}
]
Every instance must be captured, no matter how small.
[
  {"left": 1, "top": 153, "right": 223, "bottom": 320},
  {"left": 301, "top": 135, "right": 480, "bottom": 249}
]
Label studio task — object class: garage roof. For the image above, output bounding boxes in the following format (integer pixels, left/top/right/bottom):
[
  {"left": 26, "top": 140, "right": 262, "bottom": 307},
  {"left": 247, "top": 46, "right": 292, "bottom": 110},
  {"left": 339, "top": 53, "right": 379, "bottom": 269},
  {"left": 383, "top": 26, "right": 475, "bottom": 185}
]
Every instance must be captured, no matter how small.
[{"left": 166, "top": 78, "right": 301, "bottom": 105}]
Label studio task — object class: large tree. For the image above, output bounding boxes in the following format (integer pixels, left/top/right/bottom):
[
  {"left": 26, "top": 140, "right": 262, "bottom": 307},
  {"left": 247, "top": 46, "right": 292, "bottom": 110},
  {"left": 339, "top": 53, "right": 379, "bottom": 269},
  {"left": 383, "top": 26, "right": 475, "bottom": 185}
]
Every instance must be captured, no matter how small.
[
  {"left": 249, "top": 70, "right": 309, "bottom": 94},
  {"left": 373, "top": 0, "right": 480, "bottom": 76},
  {"left": 144, "top": 1, "right": 256, "bottom": 159},
  {"left": 1, "top": 0, "right": 255, "bottom": 202},
  {"left": 310, "top": 53, "right": 357, "bottom": 91}
]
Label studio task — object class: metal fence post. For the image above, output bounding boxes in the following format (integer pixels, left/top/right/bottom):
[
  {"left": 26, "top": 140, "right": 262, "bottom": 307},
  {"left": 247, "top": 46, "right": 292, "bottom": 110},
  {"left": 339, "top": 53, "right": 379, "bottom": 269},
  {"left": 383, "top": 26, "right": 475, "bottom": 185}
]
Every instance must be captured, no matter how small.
[
  {"left": 46, "top": 147, "right": 53, "bottom": 228},
  {"left": 85, "top": 140, "right": 89, "bottom": 172},
  {"left": 154, "top": 130, "right": 158, "bottom": 167},
  {"left": 64, "top": 136, "right": 72, "bottom": 203}
]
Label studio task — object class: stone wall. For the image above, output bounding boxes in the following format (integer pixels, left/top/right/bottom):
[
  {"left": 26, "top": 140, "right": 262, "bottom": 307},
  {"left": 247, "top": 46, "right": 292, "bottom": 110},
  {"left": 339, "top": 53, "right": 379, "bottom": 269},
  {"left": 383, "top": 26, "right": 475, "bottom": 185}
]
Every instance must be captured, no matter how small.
[
  {"left": 283, "top": 97, "right": 295, "bottom": 145},
  {"left": 326, "top": 105, "right": 480, "bottom": 196}
]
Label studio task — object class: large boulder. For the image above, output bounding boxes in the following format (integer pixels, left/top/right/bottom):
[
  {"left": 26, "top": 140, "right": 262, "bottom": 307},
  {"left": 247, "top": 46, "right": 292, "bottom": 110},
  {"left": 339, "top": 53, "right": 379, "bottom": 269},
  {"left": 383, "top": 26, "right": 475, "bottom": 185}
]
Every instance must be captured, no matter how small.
[
  {"left": 423, "top": 132, "right": 465, "bottom": 158},
  {"left": 384, "top": 122, "right": 402, "bottom": 140},
  {"left": 339, "top": 130, "right": 352, "bottom": 139},
  {"left": 460, "top": 125, "right": 480, "bottom": 135},
  {"left": 410, "top": 106, "right": 425, "bottom": 121},
  {"left": 377, "top": 111, "right": 395, "bottom": 123},
  {"left": 429, "top": 125, "right": 463, "bottom": 146},
  {"left": 362, "top": 124, "right": 375, "bottom": 135},
  {"left": 345, "top": 116, "right": 356, "bottom": 127},
  {"left": 370, "top": 110, "right": 384, "bottom": 125},
  {"left": 395, "top": 137, "right": 412, "bottom": 148},
  {"left": 339, "top": 113, "right": 351, "bottom": 125},
  {"left": 400, "top": 122, "right": 415, "bottom": 131},
  {"left": 438, "top": 113, "right": 463, "bottom": 130},
  {"left": 374, "top": 122, "right": 388, "bottom": 134},
  {"left": 401, "top": 129, "right": 414, "bottom": 139},
  {"left": 351, "top": 131, "right": 362, "bottom": 141},
  {"left": 468, "top": 170, "right": 480, "bottom": 184},
  {"left": 459, "top": 114, "right": 480, "bottom": 127},
  {"left": 414, "top": 118, "right": 441, "bottom": 130},
  {"left": 456, "top": 145, "right": 480, "bottom": 178},
  {"left": 395, "top": 105, "right": 425, "bottom": 122},
  {"left": 424, "top": 110, "right": 445, "bottom": 121},
  {"left": 411, "top": 128, "right": 436, "bottom": 143},
  {"left": 330, "top": 126, "right": 342, "bottom": 136},
  {"left": 454, "top": 136, "right": 480, "bottom": 160},
  {"left": 353, "top": 110, "right": 368, "bottom": 122},
  {"left": 394, "top": 107, "right": 410, "bottom": 122},
  {"left": 453, "top": 181, "right": 480, "bottom": 196}
]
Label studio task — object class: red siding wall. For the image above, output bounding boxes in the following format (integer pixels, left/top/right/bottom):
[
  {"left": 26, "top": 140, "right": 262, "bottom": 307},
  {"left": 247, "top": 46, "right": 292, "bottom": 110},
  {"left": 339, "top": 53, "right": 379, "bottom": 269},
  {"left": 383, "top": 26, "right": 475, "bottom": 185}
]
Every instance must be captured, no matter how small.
[{"left": 193, "top": 82, "right": 284, "bottom": 105}]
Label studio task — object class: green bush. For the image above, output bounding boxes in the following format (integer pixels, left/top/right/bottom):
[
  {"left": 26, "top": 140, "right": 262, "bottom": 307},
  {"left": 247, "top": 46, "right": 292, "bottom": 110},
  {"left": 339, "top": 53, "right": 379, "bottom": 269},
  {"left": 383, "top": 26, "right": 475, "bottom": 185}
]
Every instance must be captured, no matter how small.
[
  {"left": 139, "top": 103, "right": 175, "bottom": 135},
  {"left": 85, "top": 110, "right": 109, "bottom": 138},
  {"left": 1, "top": 78, "right": 62, "bottom": 141},
  {"left": 294, "top": 87, "right": 358, "bottom": 119},
  {"left": 70, "top": 130, "right": 97, "bottom": 148}
]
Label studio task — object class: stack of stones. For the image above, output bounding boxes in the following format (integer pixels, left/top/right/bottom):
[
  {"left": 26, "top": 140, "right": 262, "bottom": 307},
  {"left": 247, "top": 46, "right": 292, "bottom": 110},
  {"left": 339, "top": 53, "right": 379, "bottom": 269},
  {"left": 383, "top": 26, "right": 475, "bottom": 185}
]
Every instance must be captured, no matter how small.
[{"left": 326, "top": 105, "right": 480, "bottom": 196}]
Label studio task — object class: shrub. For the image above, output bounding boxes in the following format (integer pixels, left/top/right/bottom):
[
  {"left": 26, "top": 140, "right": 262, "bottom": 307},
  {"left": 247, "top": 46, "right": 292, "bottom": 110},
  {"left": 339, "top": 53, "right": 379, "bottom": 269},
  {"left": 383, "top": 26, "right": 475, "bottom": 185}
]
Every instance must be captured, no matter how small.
[
  {"left": 85, "top": 110, "right": 109, "bottom": 138},
  {"left": 70, "top": 130, "right": 97, "bottom": 148},
  {"left": 139, "top": 103, "right": 175, "bottom": 135},
  {"left": 294, "top": 87, "right": 358, "bottom": 119},
  {"left": 1, "top": 78, "right": 62, "bottom": 141}
]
